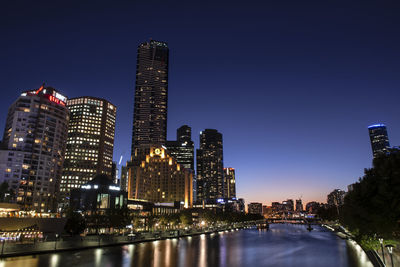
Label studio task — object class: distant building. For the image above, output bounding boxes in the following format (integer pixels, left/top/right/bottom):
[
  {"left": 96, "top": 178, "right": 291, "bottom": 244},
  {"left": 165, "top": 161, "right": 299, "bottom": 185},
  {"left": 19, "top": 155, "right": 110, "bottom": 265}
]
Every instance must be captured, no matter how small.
[
  {"left": 111, "top": 161, "right": 118, "bottom": 184},
  {"left": 131, "top": 40, "right": 169, "bottom": 155},
  {"left": 282, "top": 199, "right": 294, "bottom": 212},
  {"left": 0, "top": 85, "right": 69, "bottom": 212},
  {"left": 196, "top": 129, "right": 224, "bottom": 202},
  {"left": 295, "top": 199, "right": 303, "bottom": 212},
  {"left": 368, "top": 124, "right": 390, "bottom": 158},
  {"left": 248, "top": 202, "right": 263, "bottom": 215},
  {"left": 60, "top": 96, "right": 116, "bottom": 204},
  {"left": 119, "top": 165, "right": 128, "bottom": 192},
  {"left": 327, "top": 189, "right": 345, "bottom": 207},
  {"left": 128, "top": 146, "right": 193, "bottom": 208},
  {"left": 272, "top": 202, "right": 284, "bottom": 212},
  {"left": 262, "top": 205, "right": 273, "bottom": 217},
  {"left": 223, "top": 167, "right": 236, "bottom": 199},
  {"left": 305, "top": 201, "right": 321, "bottom": 213}
]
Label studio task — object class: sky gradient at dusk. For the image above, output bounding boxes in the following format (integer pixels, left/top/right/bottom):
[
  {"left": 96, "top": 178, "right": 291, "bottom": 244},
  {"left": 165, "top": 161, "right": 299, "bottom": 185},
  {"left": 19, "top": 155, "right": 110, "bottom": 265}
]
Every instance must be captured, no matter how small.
[{"left": 1, "top": 0, "right": 400, "bottom": 206}]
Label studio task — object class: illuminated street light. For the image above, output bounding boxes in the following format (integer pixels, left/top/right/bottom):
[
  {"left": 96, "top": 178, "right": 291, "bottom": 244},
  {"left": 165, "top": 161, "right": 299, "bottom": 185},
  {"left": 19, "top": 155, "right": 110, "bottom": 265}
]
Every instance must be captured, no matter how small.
[
  {"left": 385, "top": 244, "right": 394, "bottom": 267},
  {"left": 378, "top": 237, "right": 386, "bottom": 264}
]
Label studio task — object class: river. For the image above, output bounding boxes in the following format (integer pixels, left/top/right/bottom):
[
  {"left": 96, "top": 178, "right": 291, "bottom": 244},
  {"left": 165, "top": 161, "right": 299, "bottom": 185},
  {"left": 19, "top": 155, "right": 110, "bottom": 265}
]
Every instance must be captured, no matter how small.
[{"left": 0, "top": 224, "right": 373, "bottom": 267}]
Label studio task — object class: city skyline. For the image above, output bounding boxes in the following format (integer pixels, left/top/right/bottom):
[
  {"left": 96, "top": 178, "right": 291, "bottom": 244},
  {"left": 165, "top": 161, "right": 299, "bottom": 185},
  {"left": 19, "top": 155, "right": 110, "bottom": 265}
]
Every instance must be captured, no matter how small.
[{"left": 1, "top": 1, "right": 400, "bottom": 206}]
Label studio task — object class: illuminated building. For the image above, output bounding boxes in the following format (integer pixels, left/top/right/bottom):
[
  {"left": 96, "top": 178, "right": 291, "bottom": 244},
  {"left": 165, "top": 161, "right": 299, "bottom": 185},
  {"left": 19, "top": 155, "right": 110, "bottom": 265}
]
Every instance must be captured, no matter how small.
[
  {"left": 131, "top": 40, "right": 169, "bottom": 155},
  {"left": 60, "top": 97, "right": 116, "bottom": 204},
  {"left": 166, "top": 125, "right": 195, "bottom": 199},
  {"left": 282, "top": 199, "right": 294, "bottom": 211},
  {"left": 0, "top": 84, "right": 69, "bottom": 212},
  {"left": 128, "top": 146, "right": 192, "bottom": 208},
  {"left": 305, "top": 201, "right": 321, "bottom": 213},
  {"left": 368, "top": 124, "right": 390, "bottom": 158},
  {"left": 223, "top": 167, "right": 236, "bottom": 198},
  {"left": 295, "top": 199, "right": 303, "bottom": 212},
  {"left": 119, "top": 165, "right": 128, "bottom": 192},
  {"left": 327, "top": 189, "right": 345, "bottom": 207},
  {"left": 196, "top": 129, "right": 224, "bottom": 201},
  {"left": 248, "top": 202, "right": 263, "bottom": 215}
]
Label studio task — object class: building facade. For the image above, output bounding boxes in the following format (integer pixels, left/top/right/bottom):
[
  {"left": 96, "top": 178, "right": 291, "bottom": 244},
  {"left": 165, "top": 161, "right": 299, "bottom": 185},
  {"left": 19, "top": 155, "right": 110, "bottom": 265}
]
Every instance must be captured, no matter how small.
[
  {"left": 119, "top": 165, "right": 128, "bottom": 192},
  {"left": 128, "top": 146, "right": 193, "bottom": 208},
  {"left": 60, "top": 97, "right": 116, "bottom": 203},
  {"left": 368, "top": 124, "right": 390, "bottom": 158},
  {"left": 165, "top": 125, "right": 195, "bottom": 200},
  {"left": 131, "top": 40, "right": 169, "bottom": 155},
  {"left": 327, "top": 189, "right": 345, "bottom": 207},
  {"left": 295, "top": 199, "right": 303, "bottom": 212},
  {"left": 196, "top": 129, "right": 224, "bottom": 202},
  {"left": 0, "top": 85, "right": 69, "bottom": 212},
  {"left": 248, "top": 202, "right": 263, "bottom": 215},
  {"left": 223, "top": 167, "right": 236, "bottom": 199}
]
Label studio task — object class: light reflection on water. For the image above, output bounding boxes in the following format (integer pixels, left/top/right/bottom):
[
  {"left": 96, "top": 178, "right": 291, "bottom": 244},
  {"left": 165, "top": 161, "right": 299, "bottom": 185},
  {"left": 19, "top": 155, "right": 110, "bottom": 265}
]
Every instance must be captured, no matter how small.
[{"left": 0, "top": 224, "right": 371, "bottom": 267}]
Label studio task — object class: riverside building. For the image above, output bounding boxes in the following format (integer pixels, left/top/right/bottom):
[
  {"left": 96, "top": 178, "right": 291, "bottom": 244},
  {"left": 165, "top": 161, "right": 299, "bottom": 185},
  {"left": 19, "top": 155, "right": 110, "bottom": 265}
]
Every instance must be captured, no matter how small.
[
  {"left": 196, "top": 129, "right": 224, "bottom": 202},
  {"left": 131, "top": 40, "right": 169, "bottom": 155},
  {"left": 128, "top": 146, "right": 193, "bottom": 208},
  {"left": 59, "top": 97, "right": 116, "bottom": 204},
  {"left": 223, "top": 167, "right": 236, "bottom": 199},
  {"left": 0, "top": 85, "right": 69, "bottom": 212}
]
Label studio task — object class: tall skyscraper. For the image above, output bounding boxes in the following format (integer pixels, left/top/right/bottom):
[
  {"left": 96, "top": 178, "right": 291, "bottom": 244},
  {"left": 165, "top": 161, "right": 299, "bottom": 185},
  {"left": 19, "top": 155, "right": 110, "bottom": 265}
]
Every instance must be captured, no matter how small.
[
  {"left": 0, "top": 85, "right": 69, "bottom": 212},
  {"left": 196, "top": 129, "right": 224, "bottom": 201},
  {"left": 295, "top": 199, "right": 303, "bottom": 212},
  {"left": 60, "top": 97, "right": 116, "bottom": 202},
  {"left": 223, "top": 167, "right": 236, "bottom": 199},
  {"left": 368, "top": 124, "right": 390, "bottom": 158},
  {"left": 131, "top": 40, "right": 169, "bottom": 155}
]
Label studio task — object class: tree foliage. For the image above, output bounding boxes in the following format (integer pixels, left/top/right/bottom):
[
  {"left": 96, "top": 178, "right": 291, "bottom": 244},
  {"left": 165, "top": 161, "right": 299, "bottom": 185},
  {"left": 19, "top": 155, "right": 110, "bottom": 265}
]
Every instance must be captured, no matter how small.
[
  {"left": 340, "top": 151, "right": 400, "bottom": 238},
  {"left": 64, "top": 209, "right": 86, "bottom": 235}
]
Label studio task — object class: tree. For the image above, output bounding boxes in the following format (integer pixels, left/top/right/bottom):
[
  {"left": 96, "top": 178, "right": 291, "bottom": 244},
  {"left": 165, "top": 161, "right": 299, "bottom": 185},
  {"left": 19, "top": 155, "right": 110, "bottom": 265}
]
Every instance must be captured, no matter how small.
[
  {"left": 64, "top": 209, "right": 86, "bottom": 235},
  {"left": 341, "top": 150, "right": 400, "bottom": 239}
]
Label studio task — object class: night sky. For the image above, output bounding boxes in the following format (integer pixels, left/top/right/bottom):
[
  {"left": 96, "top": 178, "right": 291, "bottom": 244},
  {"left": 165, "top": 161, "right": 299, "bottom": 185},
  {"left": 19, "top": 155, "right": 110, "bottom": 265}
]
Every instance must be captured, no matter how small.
[{"left": 1, "top": 1, "right": 400, "bottom": 206}]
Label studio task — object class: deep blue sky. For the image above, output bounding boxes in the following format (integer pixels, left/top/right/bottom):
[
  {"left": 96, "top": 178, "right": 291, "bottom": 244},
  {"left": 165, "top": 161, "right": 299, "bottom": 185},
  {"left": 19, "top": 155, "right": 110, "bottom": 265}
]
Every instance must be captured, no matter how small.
[{"left": 1, "top": 0, "right": 400, "bottom": 205}]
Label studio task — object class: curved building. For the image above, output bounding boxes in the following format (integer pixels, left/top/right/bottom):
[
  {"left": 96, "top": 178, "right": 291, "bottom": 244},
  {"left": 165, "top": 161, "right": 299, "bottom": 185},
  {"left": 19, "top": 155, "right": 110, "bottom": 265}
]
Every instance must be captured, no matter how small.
[{"left": 0, "top": 85, "right": 69, "bottom": 212}]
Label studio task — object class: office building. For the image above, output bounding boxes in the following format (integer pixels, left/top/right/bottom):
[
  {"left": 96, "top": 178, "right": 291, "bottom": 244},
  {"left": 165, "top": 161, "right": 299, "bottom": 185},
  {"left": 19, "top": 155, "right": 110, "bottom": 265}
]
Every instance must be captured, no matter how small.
[
  {"left": 295, "top": 199, "right": 303, "bottom": 212},
  {"left": 327, "top": 189, "right": 345, "bottom": 207},
  {"left": 223, "top": 167, "right": 236, "bottom": 198},
  {"left": 60, "top": 97, "right": 116, "bottom": 203},
  {"left": 248, "top": 202, "right": 262, "bottom": 215},
  {"left": 131, "top": 40, "right": 169, "bottom": 155},
  {"left": 119, "top": 165, "right": 128, "bottom": 192},
  {"left": 165, "top": 125, "right": 195, "bottom": 170},
  {"left": 128, "top": 146, "right": 193, "bottom": 208},
  {"left": 0, "top": 85, "right": 69, "bottom": 212},
  {"left": 196, "top": 129, "right": 224, "bottom": 201},
  {"left": 166, "top": 125, "right": 195, "bottom": 200},
  {"left": 368, "top": 124, "right": 390, "bottom": 158}
]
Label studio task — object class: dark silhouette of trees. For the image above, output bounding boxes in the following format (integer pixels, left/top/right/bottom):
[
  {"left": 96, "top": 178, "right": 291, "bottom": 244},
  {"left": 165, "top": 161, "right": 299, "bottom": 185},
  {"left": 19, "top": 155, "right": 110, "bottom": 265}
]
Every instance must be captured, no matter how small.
[
  {"left": 341, "top": 150, "right": 400, "bottom": 239},
  {"left": 64, "top": 209, "right": 86, "bottom": 235}
]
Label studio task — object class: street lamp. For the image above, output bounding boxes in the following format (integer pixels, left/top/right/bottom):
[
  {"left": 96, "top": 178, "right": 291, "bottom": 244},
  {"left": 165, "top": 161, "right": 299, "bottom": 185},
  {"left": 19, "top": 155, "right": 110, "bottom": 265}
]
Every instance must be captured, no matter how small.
[
  {"left": 378, "top": 238, "right": 386, "bottom": 264},
  {"left": 385, "top": 244, "right": 394, "bottom": 267}
]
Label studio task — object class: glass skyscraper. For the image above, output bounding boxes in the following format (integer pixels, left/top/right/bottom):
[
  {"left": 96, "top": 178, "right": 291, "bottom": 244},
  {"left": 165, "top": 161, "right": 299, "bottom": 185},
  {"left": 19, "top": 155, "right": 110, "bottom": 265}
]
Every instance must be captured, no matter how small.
[
  {"left": 196, "top": 129, "right": 224, "bottom": 202},
  {"left": 368, "top": 124, "right": 390, "bottom": 158}
]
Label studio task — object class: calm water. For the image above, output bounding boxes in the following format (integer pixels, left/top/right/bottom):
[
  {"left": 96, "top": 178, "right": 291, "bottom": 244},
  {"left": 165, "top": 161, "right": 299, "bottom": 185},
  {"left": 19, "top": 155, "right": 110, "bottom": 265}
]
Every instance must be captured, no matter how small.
[{"left": 0, "top": 224, "right": 372, "bottom": 267}]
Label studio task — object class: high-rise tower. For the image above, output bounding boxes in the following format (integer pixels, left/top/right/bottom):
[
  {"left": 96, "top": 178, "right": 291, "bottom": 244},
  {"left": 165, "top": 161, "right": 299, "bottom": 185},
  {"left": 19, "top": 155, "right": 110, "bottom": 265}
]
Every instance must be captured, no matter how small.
[
  {"left": 223, "top": 167, "right": 236, "bottom": 199},
  {"left": 60, "top": 97, "right": 116, "bottom": 203},
  {"left": 0, "top": 85, "right": 69, "bottom": 212},
  {"left": 196, "top": 129, "right": 224, "bottom": 201},
  {"left": 368, "top": 124, "right": 390, "bottom": 158},
  {"left": 131, "top": 40, "right": 169, "bottom": 155}
]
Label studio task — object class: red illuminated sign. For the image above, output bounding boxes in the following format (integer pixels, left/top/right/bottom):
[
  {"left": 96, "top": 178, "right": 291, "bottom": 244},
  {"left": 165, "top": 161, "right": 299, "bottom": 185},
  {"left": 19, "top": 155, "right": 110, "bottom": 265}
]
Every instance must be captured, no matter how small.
[{"left": 47, "top": 95, "right": 66, "bottom": 106}]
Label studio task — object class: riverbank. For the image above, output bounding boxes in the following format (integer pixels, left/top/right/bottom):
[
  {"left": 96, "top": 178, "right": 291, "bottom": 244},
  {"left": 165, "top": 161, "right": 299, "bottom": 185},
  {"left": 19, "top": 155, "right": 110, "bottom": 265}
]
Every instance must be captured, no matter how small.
[
  {"left": 0, "top": 226, "right": 248, "bottom": 258},
  {"left": 321, "top": 223, "right": 378, "bottom": 267}
]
